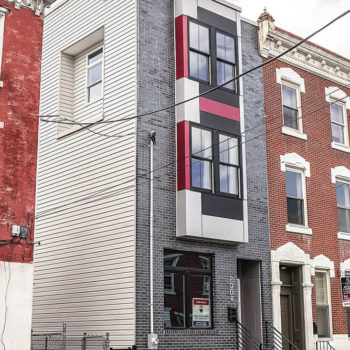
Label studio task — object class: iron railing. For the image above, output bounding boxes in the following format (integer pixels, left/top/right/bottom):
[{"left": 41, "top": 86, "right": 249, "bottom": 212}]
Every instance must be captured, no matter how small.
[
  {"left": 234, "top": 318, "right": 264, "bottom": 350},
  {"left": 316, "top": 340, "right": 335, "bottom": 350},
  {"left": 265, "top": 322, "right": 299, "bottom": 350}
]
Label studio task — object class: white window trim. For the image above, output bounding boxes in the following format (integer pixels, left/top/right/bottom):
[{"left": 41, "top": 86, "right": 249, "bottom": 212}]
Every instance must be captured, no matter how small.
[
  {"left": 86, "top": 45, "right": 104, "bottom": 105},
  {"left": 311, "top": 255, "right": 335, "bottom": 278},
  {"left": 277, "top": 68, "right": 307, "bottom": 139},
  {"left": 340, "top": 259, "right": 350, "bottom": 277},
  {"left": 281, "top": 153, "right": 312, "bottom": 234},
  {"left": 314, "top": 269, "right": 333, "bottom": 340},
  {"left": 0, "top": 9, "right": 7, "bottom": 88}
]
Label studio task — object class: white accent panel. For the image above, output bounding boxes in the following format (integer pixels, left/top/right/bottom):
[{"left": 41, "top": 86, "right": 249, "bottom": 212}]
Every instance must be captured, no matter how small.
[
  {"left": 33, "top": 0, "right": 137, "bottom": 348},
  {"left": 198, "top": 0, "right": 238, "bottom": 21},
  {"left": 174, "top": 0, "right": 197, "bottom": 18},
  {"left": 176, "top": 190, "right": 202, "bottom": 237},
  {"left": 276, "top": 67, "right": 305, "bottom": 93},
  {"left": 175, "top": 78, "right": 200, "bottom": 123},
  {"left": 331, "top": 165, "right": 350, "bottom": 183},
  {"left": 271, "top": 243, "right": 314, "bottom": 350},
  {"left": 285, "top": 224, "right": 312, "bottom": 235},
  {"left": 281, "top": 126, "right": 307, "bottom": 140},
  {"left": 202, "top": 215, "right": 244, "bottom": 242},
  {"left": 0, "top": 262, "right": 33, "bottom": 350},
  {"left": 311, "top": 255, "right": 335, "bottom": 277},
  {"left": 325, "top": 86, "right": 350, "bottom": 109},
  {"left": 280, "top": 152, "right": 310, "bottom": 177},
  {"left": 332, "top": 335, "right": 350, "bottom": 350},
  {"left": 340, "top": 258, "right": 350, "bottom": 276}
]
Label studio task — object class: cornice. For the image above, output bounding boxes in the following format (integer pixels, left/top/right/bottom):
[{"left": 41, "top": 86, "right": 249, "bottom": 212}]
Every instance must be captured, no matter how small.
[
  {"left": 5, "top": 0, "right": 55, "bottom": 15},
  {"left": 258, "top": 18, "right": 350, "bottom": 86}
]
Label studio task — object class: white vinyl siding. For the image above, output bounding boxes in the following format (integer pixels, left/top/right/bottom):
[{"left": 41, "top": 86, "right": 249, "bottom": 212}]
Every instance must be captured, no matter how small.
[{"left": 32, "top": 0, "right": 137, "bottom": 348}]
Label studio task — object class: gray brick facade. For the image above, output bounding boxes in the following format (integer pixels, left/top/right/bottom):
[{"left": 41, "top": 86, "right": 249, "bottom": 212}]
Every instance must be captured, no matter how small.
[{"left": 135, "top": 1, "right": 272, "bottom": 348}]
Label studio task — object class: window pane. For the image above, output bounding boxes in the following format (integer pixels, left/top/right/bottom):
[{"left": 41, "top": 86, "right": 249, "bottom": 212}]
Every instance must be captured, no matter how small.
[
  {"left": 216, "top": 33, "right": 235, "bottom": 63},
  {"left": 164, "top": 273, "right": 185, "bottom": 328},
  {"left": 283, "top": 106, "right": 298, "bottom": 129},
  {"left": 88, "top": 82, "right": 102, "bottom": 102},
  {"left": 338, "top": 208, "right": 350, "bottom": 233},
  {"left": 219, "top": 135, "right": 238, "bottom": 165},
  {"left": 286, "top": 171, "right": 303, "bottom": 199},
  {"left": 217, "top": 61, "right": 234, "bottom": 90},
  {"left": 332, "top": 123, "right": 344, "bottom": 144},
  {"left": 287, "top": 198, "right": 304, "bottom": 225},
  {"left": 192, "top": 127, "right": 212, "bottom": 159},
  {"left": 186, "top": 275, "right": 211, "bottom": 328},
  {"left": 164, "top": 252, "right": 183, "bottom": 267},
  {"left": 88, "top": 63, "right": 102, "bottom": 85},
  {"left": 220, "top": 165, "right": 238, "bottom": 195},
  {"left": 336, "top": 182, "right": 350, "bottom": 208},
  {"left": 331, "top": 103, "right": 344, "bottom": 124},
  {"left": 189, "top": 22, "right": 209, "bottom": 53},
  {"left": 192, "top": 159, "right": 211, "bottom": 190},
  {"left": 315, "top": 272, "right": 328, "bottom": 305},
  {"left": 282, "top": 85, "right": 297, "bottom": 108},
  {"left": 317, "top": 306, "right": 330, "bottom": 338},
  {"left": 189, "top": 51, "right": 208, "bottom": 82},
  {"left": 165, "top": 252, "right": 211, "bottom": 270},
  {"left": 88, "top": 48, "right": 103, "bottom": 65}
]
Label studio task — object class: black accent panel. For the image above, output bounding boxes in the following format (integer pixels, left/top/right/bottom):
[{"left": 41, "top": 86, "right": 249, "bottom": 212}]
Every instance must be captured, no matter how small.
[
  {"left": 197, "top": 7, "right": 237, "bottom": 35},
  {"left": 202, "top": 193, "right": 243, "bottom": 220},
  {"left": 200, "top": 112, "right": 240, "bottom": 135},
  {"left": 199, "top": 82, "right": 239, "bottom": 107}
]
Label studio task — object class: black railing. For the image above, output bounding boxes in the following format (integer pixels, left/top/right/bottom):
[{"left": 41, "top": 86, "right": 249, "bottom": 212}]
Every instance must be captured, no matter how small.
[
  {"left": 316, "top": 341, "right": 335, "bottom": 350},
  {"left": 234, "top": 318, "right": 264, "bottom": 350},
  {"left": 265, "top": 322, "right": 299, "bottom": 350}
]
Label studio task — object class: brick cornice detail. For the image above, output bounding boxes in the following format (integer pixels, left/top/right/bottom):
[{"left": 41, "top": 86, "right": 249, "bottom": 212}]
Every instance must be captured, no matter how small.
[{"left": 258, "top": 18, "right": 350, "bottom": 86}]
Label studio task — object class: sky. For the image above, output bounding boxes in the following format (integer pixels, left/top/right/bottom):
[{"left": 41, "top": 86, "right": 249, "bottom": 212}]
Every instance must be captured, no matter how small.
[{"left": 232, "top": 0, "right": 350, "bottom": 59}]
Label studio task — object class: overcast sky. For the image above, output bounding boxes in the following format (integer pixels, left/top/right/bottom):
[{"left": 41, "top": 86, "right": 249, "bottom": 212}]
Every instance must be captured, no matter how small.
[{"left": 233, "top": 0, "right": 350, "bottom": 59}]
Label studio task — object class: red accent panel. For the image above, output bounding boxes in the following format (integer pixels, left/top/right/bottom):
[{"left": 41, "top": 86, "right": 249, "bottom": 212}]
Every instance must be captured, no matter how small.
[
  {"left": 175, "top": 15, "right": 188, "bottom": 80},
  {"left": 200, "top": 97, "right": 240, "bottom": 121},
  {"left": 177, "top": 121, "right": 191, "bottom": 190}
]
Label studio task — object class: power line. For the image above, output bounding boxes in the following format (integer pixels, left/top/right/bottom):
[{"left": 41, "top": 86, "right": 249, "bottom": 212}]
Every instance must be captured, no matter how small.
[
  {"left": 38, "top": 9, "right": 350, "bottom": 126},
  {"left": 34, "top": 92, "right": 349, "bottom": 219}
]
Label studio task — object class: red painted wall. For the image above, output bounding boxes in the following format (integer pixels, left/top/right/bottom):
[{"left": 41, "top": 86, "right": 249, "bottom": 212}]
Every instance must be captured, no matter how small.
[
  {"left": 263, "top": 58, "right": 350, "bottom": 335},
  {"left": 0, "top": 1, "right": 43, "bottom": 263}
]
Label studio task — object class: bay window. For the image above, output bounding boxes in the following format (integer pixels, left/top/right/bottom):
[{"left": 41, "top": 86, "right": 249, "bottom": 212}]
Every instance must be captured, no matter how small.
[
  {"left": 189, "top": 21, "right": 210, "bottom": 82},
  {"left": 164, "top": 251, "right": 212, "bottom": 329},
  {"left": 191, "top": 125, "right": 240, "bottom": 196},
  {"left": 286, "top": 169, "right": 305, "bottom": 225},
  {"left": 336, "top": 181, "right": 350, "bottom": 233}
]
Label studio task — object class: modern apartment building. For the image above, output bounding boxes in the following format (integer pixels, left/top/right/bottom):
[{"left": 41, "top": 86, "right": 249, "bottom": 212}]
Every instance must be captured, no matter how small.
[
  {"left": 32, "top": 0, "right": 272, "bottom": 349},
  {"left": 0, "top": 1, "right": 50, "bottom": 349},
  {"left": 258, "top": 10, "right": 350, "bottom": 350}
]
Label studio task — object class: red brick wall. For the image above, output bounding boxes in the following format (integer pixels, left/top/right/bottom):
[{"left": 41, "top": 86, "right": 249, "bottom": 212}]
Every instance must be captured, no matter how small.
[
  {"left": 0, "top": 1, "right": 43, "bottom": 263},
  {"left": 263, "top": 58, "right": 350, "bottom": 335}
]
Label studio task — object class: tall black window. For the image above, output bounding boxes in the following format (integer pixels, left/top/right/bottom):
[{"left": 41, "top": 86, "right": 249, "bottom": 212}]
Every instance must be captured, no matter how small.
[
  {"left": 282, "top": 84, "right": 299, "bottom": 130},
  {"left": 189, "top": 21, "right": 210, "bottom": 82},
  {"left": 286, "top": 170, "right": 304, "bottom": 225},
  {"left": 336, "top": 181, "right": 350, "bottom": 233},
  {"left": 191, "top": 125, "right": 240, "bottom": 196},
  {"left": 216, "top": 32, "right": 236, "bottom": 91},
  {"left": 164, "top": 251, "right": 212, "bottom": 329}
]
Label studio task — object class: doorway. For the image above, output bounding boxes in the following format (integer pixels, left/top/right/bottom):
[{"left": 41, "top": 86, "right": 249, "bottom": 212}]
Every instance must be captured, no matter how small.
[
  {"left": 238, "top": 260, "right": 262, "bottom": 342},
  {"left": 280, "top": 265, "right": 305, "bottom": 350}
]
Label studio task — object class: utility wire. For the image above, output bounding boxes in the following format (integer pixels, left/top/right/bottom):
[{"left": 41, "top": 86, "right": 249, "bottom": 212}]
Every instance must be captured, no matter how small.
[
  {"left": 38, "top": 9, "right": 350, "bottom": 126},
  {"left": 34, "top": 93, "right": 349, "bottom": 219}
]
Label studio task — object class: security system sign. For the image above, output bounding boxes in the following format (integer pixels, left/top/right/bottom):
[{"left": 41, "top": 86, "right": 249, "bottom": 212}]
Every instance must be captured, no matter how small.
[
  {"left": 341, "top": 277, "right": 350, "bottom": 307},
  {"left": 192, "top": 298, "right": 210, "bottom": 327}
]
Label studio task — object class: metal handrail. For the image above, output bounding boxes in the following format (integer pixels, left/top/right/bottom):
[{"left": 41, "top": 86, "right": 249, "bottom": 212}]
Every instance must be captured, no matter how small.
[
  {"left": 235, "top": 318, "right": 264, "bottom": 350},
  {"left": 316, "top": 340, "right": 335, "bottom": 350},
  {"left": 265, "top": 321, "right": 300, "bottom": 350}
]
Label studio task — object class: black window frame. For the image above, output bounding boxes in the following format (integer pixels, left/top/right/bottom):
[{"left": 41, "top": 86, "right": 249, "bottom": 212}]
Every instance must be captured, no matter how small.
[
  {"left": 164, "top": 250, "right": 213, "bottom": 330},
  {"left": 285, "top": 169, "right": 305, "bottom": 226},
  {"left": 187, "top": 18, "right": 238, "bottom": 94},
  {"left": 190, "top": 123, "right": 241, "bottom": 199}
]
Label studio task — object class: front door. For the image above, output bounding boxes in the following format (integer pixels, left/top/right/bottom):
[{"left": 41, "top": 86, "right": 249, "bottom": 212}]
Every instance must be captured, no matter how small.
[{"left": 280, "top": 265, "right": 305, "bottom": 350}]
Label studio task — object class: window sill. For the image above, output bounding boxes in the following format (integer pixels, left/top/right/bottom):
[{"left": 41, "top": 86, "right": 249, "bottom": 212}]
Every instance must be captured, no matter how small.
[
  {"left": 331, "top": 142, "right": 350, "bottom": 153},
  {"left": 56, "top": 113, "right": 104, "bottom": 139},
  {"left": 286, "top": 224, "right": 312, "bottom": 235},
  {"left": 281, "top": 126, "right": 307, "bottom": 140},
  {"left": 338, "top": 231, "right": 350, "bottom": 240}
]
